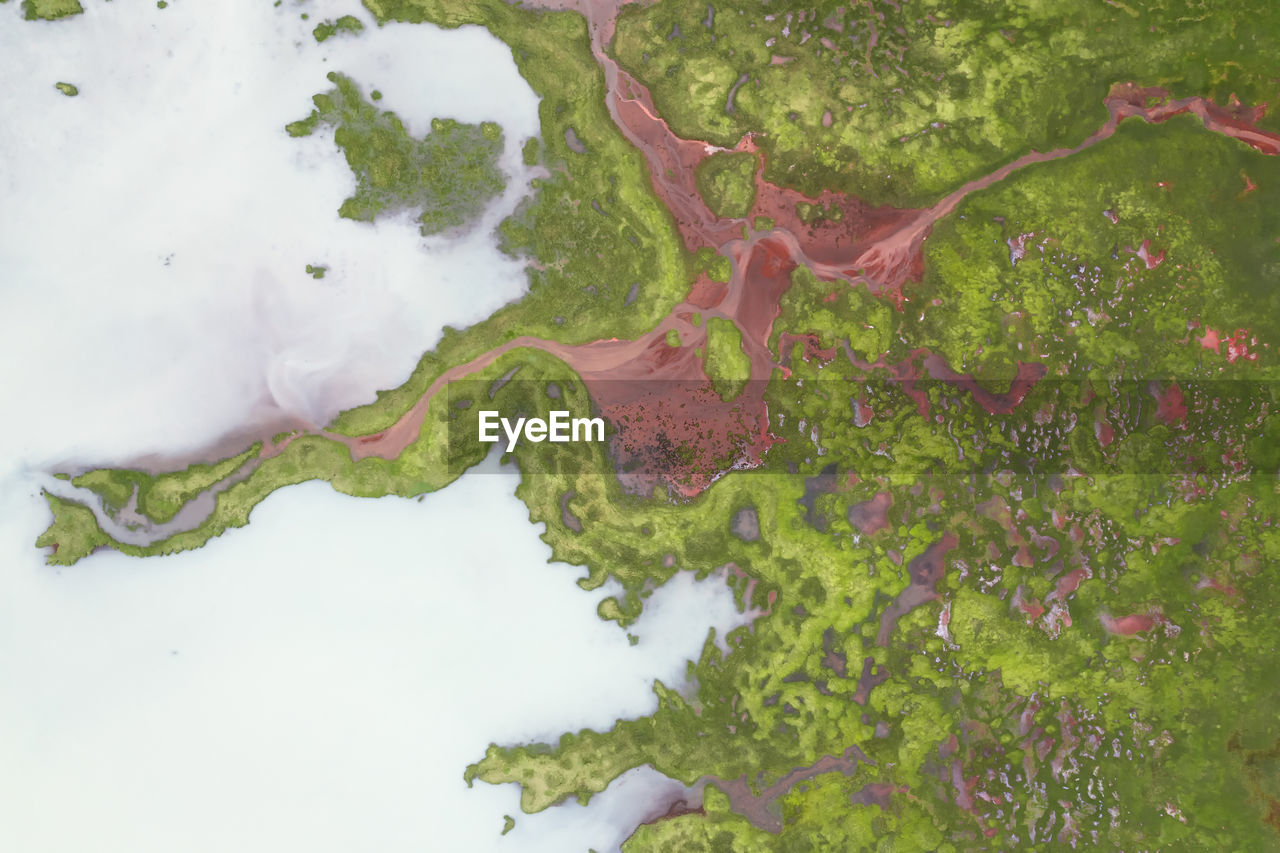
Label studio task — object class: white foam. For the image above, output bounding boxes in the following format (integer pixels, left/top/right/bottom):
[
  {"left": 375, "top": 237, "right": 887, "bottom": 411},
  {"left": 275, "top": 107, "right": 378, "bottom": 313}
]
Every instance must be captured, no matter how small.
[
  {"left": 0, "top": 3, "right": 749, "bottom": 850},
  {"left": 0, "top": 457, "right": 745, "bottom": 852},
  {"left": 0, "top": 0, "right": 539, "bottom": 468}
]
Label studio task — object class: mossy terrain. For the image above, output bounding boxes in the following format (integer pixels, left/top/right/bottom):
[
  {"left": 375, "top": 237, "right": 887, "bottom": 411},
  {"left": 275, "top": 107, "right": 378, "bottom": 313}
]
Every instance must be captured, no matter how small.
[
  {"left": 612, "top": 0, "right": 1280, "bottom": 207},
  {"left": 21, "top": 0, "right": 81, "bottom": 20},
  {"left": 54, "top": 81, "right": 78, "bottom": 96},
  {"left": 461, "top": 246, "right": 1280, "bottom": 850},
  {"left": 32, "top": 0, "right": 1280, "bottom": 847},
  {"left": 59, "top": 444, "right": 260, "bottom": 542},
  {"left": 288, "top": 72, "right": 505, "bottom": 235},
  {"left": 322, "top": 0, "right": 694, "bottom": 435},
  {"left": 313, "top": 14, "right": 364, "bottom": 43},
  {"left": 702, "top": 316, "right": 750, "bottom": 401},
  {"left": 693, "top": 246, "right": 731, "bottom": 283},
  {"left": 918, "top": 114, "right": 1280, "bottom": 380},
  {"left": 694, "top": 151, "right": 757, "bottom": 219},
  {"left": 438, "top": 50, "right": 1280, "bottom": 848}
]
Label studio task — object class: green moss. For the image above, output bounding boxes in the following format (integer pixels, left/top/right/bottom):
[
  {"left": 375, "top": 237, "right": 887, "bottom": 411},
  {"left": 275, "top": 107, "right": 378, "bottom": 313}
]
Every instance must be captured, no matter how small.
[
  {"left": 305, "top": 263, "right": 328, "bottom": 279},
  {"left": 694, "top": 151, "right": 757, "bottom": 219},
  {"left": 612, "top": 0, "right": 1280, "bottom": 207},
  {"left": 702, "top": 317, "right": 750, "bottom": 402},
  {"left": 54, "top": 81, "right": 78, "bottom": 96},
  {"left": 288, "top": 72, "right": 505, "bottom": 235},
  {"left": 71, "top": 469, "right": 147, "bottom": 514},
  {"left": 693, "top": 246, "right": 731, "bottom": 283},
  {"left": 326, "top": 0, "right": 691, "bottom": 435},
  {"left": 137, "top": 445, "right": 259, "bottom": 524},
  {"left": 665, "top": 328, "right": 681, "bottom": 347},
  {"left": 21, "top": 0, "right": 82, "bottom": 19},
  {"left": 521, "top": 136, "right": 539, "bottom": 166},
  {"left": 917, "top": 115, "right": 1280, "bottom": 380},
  {"left": 624, "top": 785, "right": 773, "bottom": 851},
  {"left": 36, "top": 494, "right": 110, "bottom": 565},
  {"left": 313, "top": 14, "right": 365, "bottom": 42},
  {"left": 752, "top": 216, "right": 773, "bottom": 232},
  {"left": 795, "top": 200, "right": 842, "bottom": 226},
  {"left": 34, "top": 2, "right": 1280, "bottom": 846}
]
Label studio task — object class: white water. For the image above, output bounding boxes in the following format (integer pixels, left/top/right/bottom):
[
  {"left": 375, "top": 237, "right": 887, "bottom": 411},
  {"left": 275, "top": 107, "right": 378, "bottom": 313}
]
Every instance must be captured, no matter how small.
[
  {"left": 0, "top": 459, "right": 745, "bottom": 852},
  {"left": 0, "top": 0, "right": 539, "bottom": 465},
  {"left": 0, "top": 2, "right": 744, "bottom": 850}
]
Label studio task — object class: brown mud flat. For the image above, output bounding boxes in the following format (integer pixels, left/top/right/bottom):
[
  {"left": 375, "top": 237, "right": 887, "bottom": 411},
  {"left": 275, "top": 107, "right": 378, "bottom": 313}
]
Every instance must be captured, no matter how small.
[
  {"left": 847, "top": 492, "right": 892, "bottom": 536},
  {"left": 876, "top": 533, "right": 959, "bottom": 647}
]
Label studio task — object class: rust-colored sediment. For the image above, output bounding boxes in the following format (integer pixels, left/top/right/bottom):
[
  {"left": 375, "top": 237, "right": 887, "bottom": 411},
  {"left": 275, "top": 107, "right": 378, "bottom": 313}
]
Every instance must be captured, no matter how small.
[{"left": 317, "top": 52, "right": 1280, "bottom": 501}]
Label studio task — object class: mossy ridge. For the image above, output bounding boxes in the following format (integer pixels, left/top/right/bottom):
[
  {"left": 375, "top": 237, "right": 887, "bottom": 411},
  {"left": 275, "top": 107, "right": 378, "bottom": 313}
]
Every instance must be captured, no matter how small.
[
  {"left": 140, "top": 445, "right": 260, "bottom": 523},
  {"left": 702, "top": 316, "right": 750, "bottom": 402},
  {"left": 456, "top": 217, "right": 1280, "bottom": 843},
  {"left": 694, "top": 151, "right": 757, "bottom": 219},
  {"left": 37, "top": 494, "right": 112, "bottom": 566},
  {"left": 28, "top": 1, "right": 1280, "bottom": 844},
  {"left": 40, "top": 348, "right": 777, "bottom": 605},
  {"left": 67, "top": 445, "right": 260, "bottom": 527},
  {"left": 327, "top": 0, "right": 691, "bottom": 435},
  {"left": 71, "top": 468, "right": 149, "bottom": 515},
  {"left": 622, "top": 784, "right": 774, "bottom": 852},
  {"left": 692, "top": 246, "right": 731, "bottom": 283},
  {"left": 468, "top": 336, "right": 1280, "bottom": 847},
  {"left": 21, "top": 0, "right": 82, "bottom": 20},
  {"left": 611, "top": 0, "right": 1280, "bottom": 208},
  {"left": 313, "top": 14, "right": 364, "bottom": 43},
  {"left": 288, "top": 72, "right": 505, "bottom": 235},
  {"left": 775, "top": 266, "right": 895, "bottom": 364},
  {"left": 918, "top": 115, "right": 1280, "bottom": 381}
]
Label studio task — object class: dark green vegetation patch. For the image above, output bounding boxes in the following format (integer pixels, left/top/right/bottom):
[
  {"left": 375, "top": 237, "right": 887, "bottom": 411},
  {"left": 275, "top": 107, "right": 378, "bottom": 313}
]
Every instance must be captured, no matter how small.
[
  {"left": 694, "top": 150, "right": 757, "bottom": 219},
  {"left": 288, "top": 72, "right": 506, "bottom": 236},
  {"left": 613, "top": 0, "right": 1280, "bottom": 207},
  {"left": 702, "top": 316, "right": 750, "bottom": 401},
  {"left": 313, "top": 14, "right": 365, "bottom": 43},
  {"left": 33, "top": 0, "right": 1280, "bottom": 847},
  {"left": 920, "top": 115, "right": 1280, "bottom": 380},
  {"left": 21, "top": 0, "right": 82, "bottom": 20}
]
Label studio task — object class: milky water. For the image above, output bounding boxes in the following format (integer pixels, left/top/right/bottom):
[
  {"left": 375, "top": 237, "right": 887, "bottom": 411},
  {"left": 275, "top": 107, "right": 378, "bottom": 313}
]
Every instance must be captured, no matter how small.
[
  {"left": 1, "top": 0, "right": 540, "bottom": 465},
  {"left": 0, "top": 3, "right": 742, "bottom": 850},
  {"left": 0, "top": 460, "right": 745, "bottom": 852}
]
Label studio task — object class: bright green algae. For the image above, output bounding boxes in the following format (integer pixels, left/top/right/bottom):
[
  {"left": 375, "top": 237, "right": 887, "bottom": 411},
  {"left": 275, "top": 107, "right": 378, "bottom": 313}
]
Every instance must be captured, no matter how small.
[
  {"left": 611, "top": 0, "right": 1280, "bottom": 208},
  {"left": 33, "top": 0, "right": 1280, "bottom": 847},
  {"left": 288, "top": 72, "right": 505, "bottom": 236}
]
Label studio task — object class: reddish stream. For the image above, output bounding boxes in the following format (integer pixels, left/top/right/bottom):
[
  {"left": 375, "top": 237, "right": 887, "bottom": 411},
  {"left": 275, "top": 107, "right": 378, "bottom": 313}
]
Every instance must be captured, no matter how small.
[
  {"left": 294, "top": 2, "right": 1279, "bottom": 831},
  {"left": 314, "top": 9, "right": 1280, "bottom": 500}
]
